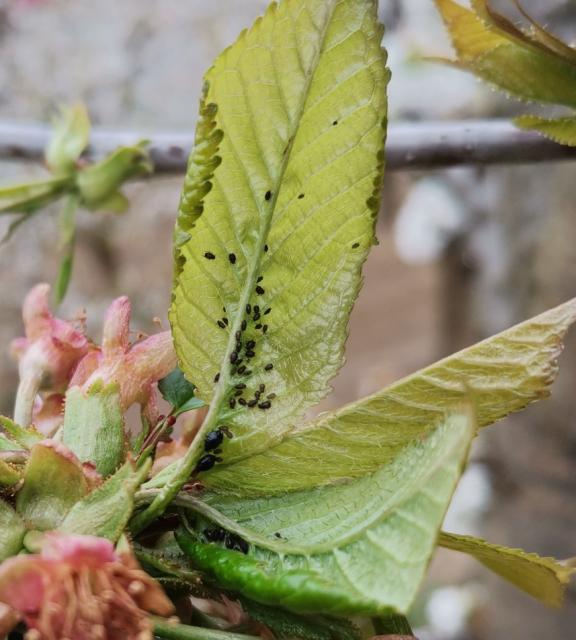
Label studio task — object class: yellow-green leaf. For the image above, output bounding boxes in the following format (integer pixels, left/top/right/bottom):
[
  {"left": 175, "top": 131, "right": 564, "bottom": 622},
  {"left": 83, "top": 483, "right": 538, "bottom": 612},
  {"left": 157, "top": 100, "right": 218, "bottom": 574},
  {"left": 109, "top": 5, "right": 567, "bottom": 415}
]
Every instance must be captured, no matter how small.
[
  {"left": 515, "top": 115, "right": 576, "bottom": 147},
  {"left": 45, "top": 103, "right": 91, "bottom": 175},
  {"left": 170, "top": 0, "right": 389, "bottom": 461},
  {"left": 439, "top": 531, "right": 573, "bottom": 607},
  {"left": 435, "top": 0, "right": 576, "bottom": 108},
  {"left": 202, "top": 298, "right": 576, "bottom": 496}
]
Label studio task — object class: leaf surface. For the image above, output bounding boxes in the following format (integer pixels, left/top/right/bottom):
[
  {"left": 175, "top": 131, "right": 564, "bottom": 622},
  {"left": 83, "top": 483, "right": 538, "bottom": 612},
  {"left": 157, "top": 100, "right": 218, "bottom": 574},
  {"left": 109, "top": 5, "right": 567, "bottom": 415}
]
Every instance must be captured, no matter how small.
[
  {"left": 0, "top": 500, "right": 25, "bottom": 561},
  {"left": 177, "top": 408, "right": 474, "bottom": 616},
  {"left": 205, "top": 298, "right": 576, "bottom": 495},
  {"left": 515, "top": 115, "right": 576, "bottom": 146},
  {"left": 439, "top": 531, "right": 573, "bottom": 607},
  {"left": 170, "top": 0, "right": 389, "bottom": 461}
]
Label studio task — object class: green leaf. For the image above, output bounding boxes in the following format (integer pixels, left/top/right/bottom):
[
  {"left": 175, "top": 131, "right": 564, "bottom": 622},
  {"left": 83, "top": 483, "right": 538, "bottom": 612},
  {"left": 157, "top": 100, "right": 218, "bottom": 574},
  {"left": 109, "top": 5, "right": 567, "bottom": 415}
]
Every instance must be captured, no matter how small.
[
  {"left": 62, "top": 382, "right": 126, "bottom": 476},
  {"left": 59, "top": 460, "right": 149, "bottom": 542},
  {"left": 0, "top": 500, "right": 25, "bottom": 561},
  {"left": 0, "top": 177, "right": 71, "bottom": 214},
  {"left": 515, "top": 115, "right": 576, "bottom": 147},
  {"left": 435, "top": 0, "right": 576, "bottom": 108},
  {"left": 204, "top": 298, "right": 576, "bottom": 496},
  {"left": 76, "top": 141, "right": 151, "bottom": 209},
  {"left": 153, "top": 619, "right": 260, "bottom": 640},
  {"left": 54, "top": 193, "right": 79, "bottom": 304},
  {"left": 176, "top": 407, "right": 474, "bottom": 616},
  {"left": 159, "top": 368, "right": 205, "bottom": 416},
  {"left": 170, "top": 0, "right": 389, "bottom": 461},
  {"left": 0, "top": 417, "right": 42, "bottom": 450},
  {"left": 372, "top": 614, "right": 413, "bottom": 636},
  {"left": 0, "top": 433, "right": 23, "bottom": 451},
  {"left": 16, "top": 442, "right": 89, "bottom": 530},
  {"left": 45, "top": 103, "right": 91, "bottom": 174},
  {"left": 438, "top": 531, "right": 573, "bottom": 608}
]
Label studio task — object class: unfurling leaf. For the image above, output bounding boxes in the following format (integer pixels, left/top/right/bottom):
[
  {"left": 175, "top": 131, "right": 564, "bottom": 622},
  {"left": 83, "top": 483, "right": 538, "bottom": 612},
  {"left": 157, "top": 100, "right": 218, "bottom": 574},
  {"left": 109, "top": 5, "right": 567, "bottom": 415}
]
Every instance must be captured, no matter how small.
[
  {"left": 205, "top": 298, "right": 576, "bottom": 496},
  {"left": 170, "top": 0, "right": 389, "bottom": 462},
  {"left": 62, "top": 382, "right": 126, "bottom": 476},
  {"left": 439, "top": 531, "right": 574, "bottom": 607},
  {"left": 159, "top": 368, "right": 205, "bottom": 416},
  {"left": 176, "top": 408, "right": 475, "bottom": 616},
  {"left": 435, "top": 0, "right": 576, "bottom": 107},
  {"left": 45, "top": 103, "right": 91, "bottom": 175}
]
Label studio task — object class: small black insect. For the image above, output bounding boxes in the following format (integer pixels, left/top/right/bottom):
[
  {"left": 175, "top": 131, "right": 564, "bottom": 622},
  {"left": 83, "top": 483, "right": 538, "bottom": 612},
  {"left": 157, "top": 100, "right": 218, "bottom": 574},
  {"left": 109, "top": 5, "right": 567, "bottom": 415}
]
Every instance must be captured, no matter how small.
[
  {"left": 258, "top": 401, "right": 272, "bottom": 410},
  {"left": 259, "top": 383, "right": 266, "bottom": 392},
  {"left": 246, "top": 304, "right": 252, "bottom": 314},
  {"left": 204, "top": 430, "right": 224, "bottom": 451},
  {"left": 228, "top": 253, "right": 236, "bottom": 264},
  {"left": 352, "top": 242, "right": 360, "bottom": 249},
  {"left": 267, "top": 393, "right": 277, "bottom": 400},
  {"left": 195, "top": 454, "right": 220, "bottom": 473},
  {"left": 214, "top": 373, "right": 220, "bottom": 383},
  {"left": 235, "top": 383, "right": 246, "bottom": 390},
  {"left": 204, "top": 252, "right": 216, "bottom": 260},
  {"left": 255, "top": 323, "right": 262, "bottom": 330},
  {"left": 238, "top": 398, "right": 247, "bottom": 406},
  {"left": 257, "top": 276, "right": 263, "bottom": 283},
  {"left": 237, "top": 365, "right": 246, "bottom": 374},
  {"left": 264, "top": 244, "right": 269, "bottom": 253},
  {"left": 255, "top": 286, "right": 265, "bottom": 295},
  {"left": 245, "top": 350, "right": 256, "bottom": 359},
  {"left": 332, "top": 120, "right": 338, "bottom": 126},
  {"left": 274, "top": 532, "right": 283, "bottom": 539},
  {"left": 235, "top": 330, "right": 241, "bottom": 340},
  {"left": 247, "top": 399, "right": 257, "bottom": 408},
  {"left": 254, "top": 390, "right": 261, "bottom": 399},
  {"left": 265, "top": 363, "right": 274, "bottom": 371},
  {"left": 217, "top": 320, "right": 226, "bottom": 329},
  {"left": 229, "top": 398, "right": 236, "bottom": 409},
  {"left": 230, "top": 352, "right": 238, "bottom": 364},
  {"left": 204, "top": 527, "right": 227, "bottom": 543},
  {"left": 262, "top": 325, "right": 268, "bottom": 334},
  {"left": 241, "top": 320, "right": 247, "bottom": 331},
  {"left": 264, "top": 308, "right": 271, "bottom": 315},
  {"left": 225, "top": 533, "right": 249, "bottom": 554},
  {"left": 254, "top": 305, "right": 260, "bottom": 314},
  {"left": 246, "top": 340, "right": 256, "bottom": 350},
  {"left": 234, "top": 389, "right": 244, "bottom": 397},
  {"left": 223, "top": 317, "right": 229, "bottom": 326},
  {"left": 298, "top": 193, "right": 305, "bottom": 199},
  {"left": 265, "top": 190, "right": 272, "bottom": 201},
  {"left": 244, "top": 370, "right": 253, "bottom": 376},
  {"left": 253, "top": 312, "right": 261, "bottom": 322}
]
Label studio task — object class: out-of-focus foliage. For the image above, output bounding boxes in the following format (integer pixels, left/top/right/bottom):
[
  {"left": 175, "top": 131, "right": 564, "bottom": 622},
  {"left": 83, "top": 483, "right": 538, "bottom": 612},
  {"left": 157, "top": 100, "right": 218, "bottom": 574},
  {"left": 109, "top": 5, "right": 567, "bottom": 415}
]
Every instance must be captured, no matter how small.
[{"left": 436, "top": 0, "right": 576, "bottom": 145}]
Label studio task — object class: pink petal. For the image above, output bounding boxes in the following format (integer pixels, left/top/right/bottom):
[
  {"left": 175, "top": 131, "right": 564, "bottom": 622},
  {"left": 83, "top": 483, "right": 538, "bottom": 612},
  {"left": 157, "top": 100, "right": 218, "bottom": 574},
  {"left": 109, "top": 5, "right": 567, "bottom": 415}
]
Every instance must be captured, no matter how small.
[
  {"left": 22, "top": 284, "right": 52, "bottom": 341},
  {"left": 42, "top": 534, "right": 117, "bottom": 566},
  {"left": 102, "top": 297, "right": 131, "bottom": 361}
]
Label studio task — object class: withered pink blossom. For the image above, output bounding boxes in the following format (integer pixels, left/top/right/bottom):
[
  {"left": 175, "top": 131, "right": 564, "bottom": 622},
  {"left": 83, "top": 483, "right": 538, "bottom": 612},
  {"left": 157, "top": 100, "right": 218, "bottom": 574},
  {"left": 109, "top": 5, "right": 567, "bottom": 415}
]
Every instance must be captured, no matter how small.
[
  {"left": 11, "top": 284, "right": 93, "bottom": 428},
  {"left": 0, "top": 533, "right": 174, "bottom": 639},
  {"left": 71, "top": 296, "right": 176, "bottom": 418}
]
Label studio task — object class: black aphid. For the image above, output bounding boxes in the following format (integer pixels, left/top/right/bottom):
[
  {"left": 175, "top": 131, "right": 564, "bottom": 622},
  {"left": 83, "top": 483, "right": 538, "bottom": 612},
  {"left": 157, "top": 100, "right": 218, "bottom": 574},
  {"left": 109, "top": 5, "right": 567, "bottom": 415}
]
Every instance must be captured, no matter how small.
[
  {"left": 238, "top": 365, "right": 246, "bottom": 374},
  {"left": 267, "top": 393, "right": 277, "bottom": 400},
  {"left": 214, "top": 373, "right": 220, "bottom": 383},
  {"left": 223, "top": 317, "right": 229, "bottom": 326},
  {"left": 255, "top": 390, "right": 261, "bottom": 399},
  {"left": 244, "top": 370, "right": 253, "bottom": 376},
  {"left": 298, "top": 193, "right": 305, "bottom": 199},
  {"left": 205, "top": 430, "right": 224, "bottom": 452},
  {"left": 204, "top": 252, "right": 216, "bottom": 260},
  {"left": 262, "top": 325, "right": 268, "bottom": 334},
  {"left": 241, "top": 320, "right": 247, "bottom": 331},
  {"left": 217, "top": 320, "right": 226, "bottom": 329},
  {"left": 238, "top": 398, "right": 247, "bottom": 406},
  {"left": 229, "top": 398, "right": 236, "bottom": 409},
  {"left": 246, "top": 304, "right": 252, "bottom": 314},
  {"left": 274, "top": 532, "right": 283, "bottom": 539},
  {"left": 264, "top": 308, "right": 271, "bottom": 315},
  {"left": 352, "top": 242, "right": 360, "bottom": 248},
  {"left": 254, "top": 305, "right": 260, "bottom": 314},
  {"left": 235, "top": 383, "right": 246, "bottom": 390},
  {"left": 333, "top": 120, "right": 338, "bottom": 125},
  {"left": 195, "top": 454, "right": 218, "bottom": 473},
  {"left": 234, "top": 389, "right": 244, "bottom": 397},
  {"left": 204, "top": 528, "right": 227, "bottom": 543},
  {"left": 265, "top": 363, "right": 274, "bottom": 371},
  {"left": 246, "top": 350, "right": 256, "bottom": 359},
  {"left": 253, "top": 312, "right": 261, "bottom": 322},
  {"left": 230, "top": 352, "right": 238, "bottom": 364},
  {"left": 255, "top": 324, "right": 262, "bottom": 330},
  {"left": 259, "top": 384, "right": 266, "bottom": 392},
  {"left": 246, "top": 340, "right": 256, "bottom": 350},
  {"left": 235, "top": 330, "right": 241, "bottom": 340},
  {"left": 228, "top": 253, "right": 236, "bottom": 264},
  {"left": 264, "top": 244, "right": 269, "bottom": 252},
  {"left": 257, "top": 276, "right": 263, "bottom": 283},
  {"left": 258, "top": 401, "right": 272, "bottom": 410},
  {"left": 225, "top": 533, "right": 249, "bottom": 554},
  {"left": 265, "top": 190, "right": 272, "bottom": 201},
  {"left": 247, "top": 399, "right": 257, "bottom": 408},
  {"left": 255, "top": 286, "right": 265, "bottom": 295}
]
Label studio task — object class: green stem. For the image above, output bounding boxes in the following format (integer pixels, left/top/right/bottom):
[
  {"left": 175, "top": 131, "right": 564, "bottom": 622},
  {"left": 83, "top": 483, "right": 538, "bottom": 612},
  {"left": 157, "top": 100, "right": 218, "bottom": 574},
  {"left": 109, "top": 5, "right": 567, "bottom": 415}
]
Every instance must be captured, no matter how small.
[
  {"left": 153, "top": 618, "right": 260, "bottom": 640},
  {"left": 54, "top": 193, "right": 79, "bottom": 305}
]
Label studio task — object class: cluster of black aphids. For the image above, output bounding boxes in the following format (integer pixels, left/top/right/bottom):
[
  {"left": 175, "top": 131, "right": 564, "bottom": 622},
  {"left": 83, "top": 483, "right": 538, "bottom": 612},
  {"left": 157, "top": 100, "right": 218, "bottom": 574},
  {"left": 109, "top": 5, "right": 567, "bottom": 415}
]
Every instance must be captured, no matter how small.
[
  {"left": 194, "top": 425, "right": 234, "bottom": 474},
  {"left": 203, "top": 527, "right": 249, "bottom": 554}
]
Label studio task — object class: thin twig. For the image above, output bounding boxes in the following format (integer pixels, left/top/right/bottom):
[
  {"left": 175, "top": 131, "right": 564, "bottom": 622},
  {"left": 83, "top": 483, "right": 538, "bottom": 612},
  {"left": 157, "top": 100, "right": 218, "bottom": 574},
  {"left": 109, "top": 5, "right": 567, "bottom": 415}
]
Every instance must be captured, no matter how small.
[{"left": 0, "top": 119, "right": 575, "bottom": 173}]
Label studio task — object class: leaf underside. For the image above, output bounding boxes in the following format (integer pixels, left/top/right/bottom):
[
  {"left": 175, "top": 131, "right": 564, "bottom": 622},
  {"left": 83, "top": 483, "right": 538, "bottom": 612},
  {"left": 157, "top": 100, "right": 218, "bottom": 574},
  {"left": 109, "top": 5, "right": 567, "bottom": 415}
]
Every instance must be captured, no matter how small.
[
  {"left": 177, "top": 408, "right": 474, "bottom": 616},
  {"left": 170, "top": 0, "right": 389, "bottom": 463},
  {"left": 204, "top": 298, "right": 576, "bottom": 496}
]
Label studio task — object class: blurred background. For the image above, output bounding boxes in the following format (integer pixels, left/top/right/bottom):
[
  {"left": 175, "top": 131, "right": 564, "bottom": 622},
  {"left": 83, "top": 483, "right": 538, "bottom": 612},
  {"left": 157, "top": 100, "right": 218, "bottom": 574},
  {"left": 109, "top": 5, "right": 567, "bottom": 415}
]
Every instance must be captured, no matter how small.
[{"left": 0, "top": 0, "right": 575, "bottom": 638}]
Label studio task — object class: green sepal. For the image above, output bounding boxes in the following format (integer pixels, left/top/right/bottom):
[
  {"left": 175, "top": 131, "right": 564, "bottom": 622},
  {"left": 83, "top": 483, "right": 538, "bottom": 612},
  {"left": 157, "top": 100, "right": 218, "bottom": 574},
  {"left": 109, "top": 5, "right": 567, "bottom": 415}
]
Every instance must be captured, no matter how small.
[
  {"left": 0, "top": 499, "right": 26, "bottom": 561},
  {"left": 15, "top": 441, "right": 90, "bottom": 530},
  {"left": 59, "top": 459, "right": 150, "bottom": 542},
  {"left": 0, "top": 459, "right": 22, "bottom": 488},
  {"left": 76, "top": 141, "right": 151, "bottom": 210},
  {"left": 158, "top": 368, "right": 205, "bottom": 417},
  {"left": 0, "top": 416, "right": 43, "bottom": 450},
  {"left": 62, "top": 381, "right": 126, "bottom": 477},
  {"left": 45, "top": 103, "right": 91, "bottom": 175}
]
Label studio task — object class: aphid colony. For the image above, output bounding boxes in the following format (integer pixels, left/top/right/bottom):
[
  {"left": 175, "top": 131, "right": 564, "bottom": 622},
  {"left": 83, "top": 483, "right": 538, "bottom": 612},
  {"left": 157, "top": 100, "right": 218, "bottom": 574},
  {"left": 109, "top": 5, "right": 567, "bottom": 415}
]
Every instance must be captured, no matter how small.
[{"left": 203, "top": 527, "right": 249, "bottom": 554}]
